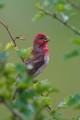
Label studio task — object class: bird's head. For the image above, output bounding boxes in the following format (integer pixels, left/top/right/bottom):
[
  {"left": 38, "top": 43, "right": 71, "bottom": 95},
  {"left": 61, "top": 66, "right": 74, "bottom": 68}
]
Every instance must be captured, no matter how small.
[{"left": 33, "top": 33, "right": 49, "bottom": 48}]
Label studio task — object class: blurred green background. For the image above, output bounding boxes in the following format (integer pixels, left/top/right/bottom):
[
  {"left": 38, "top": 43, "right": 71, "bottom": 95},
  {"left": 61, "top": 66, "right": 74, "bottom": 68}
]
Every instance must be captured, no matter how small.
[{"left": 0, "top": 0, "right": 80, "bottom": 119}]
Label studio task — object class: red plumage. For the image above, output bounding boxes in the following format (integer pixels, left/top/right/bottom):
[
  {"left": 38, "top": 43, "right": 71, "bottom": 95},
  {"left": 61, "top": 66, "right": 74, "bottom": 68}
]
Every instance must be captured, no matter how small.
[
  {"left": 24, "top": 33, "right": 50, "bottom": 77},
  {"left": 12, "top": 33, "right": 50, "bottom": 100}
]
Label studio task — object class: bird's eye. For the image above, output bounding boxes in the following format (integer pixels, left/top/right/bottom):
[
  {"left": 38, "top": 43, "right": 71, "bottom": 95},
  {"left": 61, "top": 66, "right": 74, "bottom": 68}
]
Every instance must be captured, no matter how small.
[{"left": 40, "top": 36, "right": 44, "bottom": 40}]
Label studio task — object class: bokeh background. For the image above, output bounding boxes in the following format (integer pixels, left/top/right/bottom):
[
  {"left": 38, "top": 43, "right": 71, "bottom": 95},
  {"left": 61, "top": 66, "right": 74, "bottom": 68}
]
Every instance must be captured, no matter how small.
[{"left": 0, "top": 0, "right": 80, "bottom": 119}]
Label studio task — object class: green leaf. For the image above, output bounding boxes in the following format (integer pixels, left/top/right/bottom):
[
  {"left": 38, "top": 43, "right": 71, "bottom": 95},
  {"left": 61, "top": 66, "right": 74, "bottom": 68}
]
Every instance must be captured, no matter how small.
[
  {"left": 63, "top": 49, "right": 80, "bottom": 60},
  {"left": 43, "top": 0, "right": 50, "bottom": 7},
  {"left": 0, "top": 81, "right": 5, "bottom": 88},
  {"left": 42, "top": 97, "right": 51, "bottom": 106},
  {"left": 51, "top": 111, "right": 64, "bottom": 120},
  {"left": 5, "top": 63, "right": 15, "bottom": 73},
  {"left": 0, "top": 0, "right": 5, "bottom": 8},
  {"left": 34, "top": 80, "right": 50, "bottom": 94},
  {"left": 15, "top": 64, "right": 26, "bottom": 75},
  {"left": 32, "top": 12, "right": 45, "bottom": 21},
  {"left": 16, "top": 47, "right": 32, "bottom": 59},
  {"left": 73, "top": 39, "right": 80, "bottom": 45},
  {"left": 57, "top": 3, "right": 65, "bottom": 11},
  {"left": 60, "top": 12, "right": 69, "bottom": 22},
  {"left": 75, "top": 104, "right": 80, "bottom": 110},
  {"left": 35, "top": 3, "right": 41, "bottom": 9},
  {"left": 0, "top": 51, "right": 9, "bottom": 63},
  {"left": 7, "top": 76, "right": 15, "bottom": 85},
  {"left": 64, "top": 3, "right": 72, "bottom": 11},
  {"left": 49, "top": 0, "right": 65, "bottom": 4},
  {"left": 69, "top": 12, "right": 76, "bottom": 20},
  {"left": 58, "top": 94, "right": 80, "bottom": 108}
]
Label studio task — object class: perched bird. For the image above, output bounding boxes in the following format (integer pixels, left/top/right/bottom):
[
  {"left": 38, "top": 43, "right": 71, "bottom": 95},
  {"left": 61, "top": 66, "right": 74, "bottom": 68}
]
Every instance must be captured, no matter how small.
[
  {"left": 24, "top": 33, "right": 50, "bottom": 77},
  {"left": 12, "top": 33, "right": 50, "bottom": 100}
]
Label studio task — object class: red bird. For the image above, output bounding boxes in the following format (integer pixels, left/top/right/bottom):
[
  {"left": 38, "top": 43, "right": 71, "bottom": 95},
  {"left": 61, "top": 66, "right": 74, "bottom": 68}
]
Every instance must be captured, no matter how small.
[
  {"left": 24, "top": 33, "right": 50, "bottom": 77},
  {"left": 13, "top": 33, "right": 50, "bottom": 100}
]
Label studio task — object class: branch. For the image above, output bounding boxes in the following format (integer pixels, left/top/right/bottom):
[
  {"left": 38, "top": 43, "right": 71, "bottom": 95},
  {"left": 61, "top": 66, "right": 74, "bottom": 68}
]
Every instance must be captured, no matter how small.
[
  {"left": 33, "top": 80, "right": 52, "bottom": 112},
  {"left": 0, "top": 96, "right": 25, "bottom": 120},
  {"left": 37, "top": 8, "right": 80, "bottom": 35},
  {"left": 0, "top": 20, "right": 16, "bottom": 47},
  {"left": 66, "top": 0, "right": 80, "bottom": 10},
  {"left": 0, "top": 20, "right": 24, "bottom": 63}
]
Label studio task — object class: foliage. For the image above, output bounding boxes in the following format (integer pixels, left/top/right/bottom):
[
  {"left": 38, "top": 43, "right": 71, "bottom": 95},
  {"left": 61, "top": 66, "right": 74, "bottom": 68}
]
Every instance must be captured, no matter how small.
[
  {"left": 33, "top": 0, "right": 80, "bottom": 119},
  {"left": 0, "top": 23, "right": 79, "bottom": 120},
  {"left": 33, "top": 0, "right": 80, "bottom": 60},
  {"left": 0, "top": 0, "right": 80, "bottom": 120},
  {"left": 0, "top": 0, "right": 5, "bottom": 8},
  {"left": 0, "top": 44, "right": 58, "bottom": 120}
]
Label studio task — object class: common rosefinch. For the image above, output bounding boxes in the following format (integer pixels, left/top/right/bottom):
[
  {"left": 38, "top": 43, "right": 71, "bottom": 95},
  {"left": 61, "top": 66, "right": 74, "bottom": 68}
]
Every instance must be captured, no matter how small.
[
  {"left": 24, "top": 33, "right": 50, "bottom": 77},
  {"left": 13, "top": 33, "right": 50, "bottom": 100}
]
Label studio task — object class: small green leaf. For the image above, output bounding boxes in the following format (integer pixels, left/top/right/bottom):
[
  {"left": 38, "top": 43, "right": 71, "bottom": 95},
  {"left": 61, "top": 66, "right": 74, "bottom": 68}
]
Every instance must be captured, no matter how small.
[
  {"left": 51, "top": 111, "right": 64, "bottom": 120},
  {"left": 75, "top": 104, "right": 80, "bottom": 110},
  {"left": 35, "top": 3, "right": 41, "bottom": 9},
  {"left": 60, "top": 12, "right": 69, "bottom": 22},
  {"left": 16, "top": 47, "right": 32, "bottom": 59},
  {"left": 42, "top": 97, "right": 51, "bottom": 106},
  {"left": 69, "top": 12, "right": 76, "bottom": 20},
  {"left": 58, "top": 94, "right": 80, "bottom": 108},
  {"left": 0, "top": 51, "right": 9, "bottom": 63},
  {"left": 0, "top": 82, "right": 5, "bottom": 88},
  {"left": 15, "top": 64, "right": 26, "bottom": 75},
  {"left": 32, "top": 12, "right": 45, "bottom": 21},
  {"left": 7, "top": 76, "right": 15, "bottom": 85},
  {"left": 5, "top": 63, "right": 15, "bottom": 73},
  {"left": 0, "top": 0, "right": 5, "bottom": 8},
  {"left": 73, "top": 39, "right": 80, "bottom": 45},
  {"left": 57, "top": 3, "right": 65, "bottom": 11},
  {"left": 43, "top": 0, "right": 50, "bottom": 7},
  {"left": 4, "top": 42, "right": 14, "bottom": 51},
  {"left": 63, "top": 49, "right": 80, "bottom": 60},
  {"left": 64, "top": 3, "right": 72, "bottom": 10}
]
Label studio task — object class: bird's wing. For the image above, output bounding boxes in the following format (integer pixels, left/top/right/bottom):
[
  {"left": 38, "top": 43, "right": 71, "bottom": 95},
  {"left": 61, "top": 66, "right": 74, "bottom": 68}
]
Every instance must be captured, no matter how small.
[{"left": 24, "top": 53, "right": 45, "bottom": 77}]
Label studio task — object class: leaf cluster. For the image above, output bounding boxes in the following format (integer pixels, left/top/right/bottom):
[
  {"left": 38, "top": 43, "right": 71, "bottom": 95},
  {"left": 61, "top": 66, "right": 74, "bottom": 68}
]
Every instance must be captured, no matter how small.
[
  {"left": 34, "top": 0, "right": 80, "bottom": 60},
  {"left": 0, "top": 45, "right": 58, "bottom": 120},
  {"left": 0, "top": 1, "right": 80, "bottom": 119},
  {"left": 0, "top": 40, "right": 80, "bottom": 120}
]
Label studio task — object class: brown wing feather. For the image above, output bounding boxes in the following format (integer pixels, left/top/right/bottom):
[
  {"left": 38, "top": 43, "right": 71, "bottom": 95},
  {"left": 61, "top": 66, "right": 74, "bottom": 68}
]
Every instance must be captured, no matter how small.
[{"left": 24, "top": 54, "right": 45, "bottom": 77}]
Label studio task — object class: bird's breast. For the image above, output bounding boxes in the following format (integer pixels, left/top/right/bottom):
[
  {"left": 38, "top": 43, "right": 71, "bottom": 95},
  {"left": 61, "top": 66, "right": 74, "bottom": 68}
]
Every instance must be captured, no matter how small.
[{"left": 44, "top": 54, "right": 49, "bottom": 64}]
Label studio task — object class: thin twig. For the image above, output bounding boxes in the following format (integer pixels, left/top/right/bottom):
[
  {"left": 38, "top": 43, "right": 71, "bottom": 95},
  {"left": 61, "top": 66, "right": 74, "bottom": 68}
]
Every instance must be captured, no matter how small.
[
  {"left": 66, "top": 0, "right": 80, "bottom": 10},
  {"left": 38, "top": 8, "right": 80, "bottom": 35},
  {"left": 0, "top": 96, "right": 25, "bottom": 120},
  {"left": 0, "top": 20, "right": 16, "bottom": 47},
  {"left": 12, "top": 88, "right": 18, "bottom": 100},
  {"left": 0, "top": 20, "right": 24, "bottom": 63}
]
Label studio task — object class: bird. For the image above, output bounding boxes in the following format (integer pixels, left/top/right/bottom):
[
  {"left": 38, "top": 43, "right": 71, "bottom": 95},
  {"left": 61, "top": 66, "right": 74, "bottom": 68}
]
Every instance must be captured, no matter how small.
[
  {"left": 12, "top": 33, "right": 50, "bottom": 100},
  {"left": 24, "top": 33, "right": 50, "bottom": 77}
]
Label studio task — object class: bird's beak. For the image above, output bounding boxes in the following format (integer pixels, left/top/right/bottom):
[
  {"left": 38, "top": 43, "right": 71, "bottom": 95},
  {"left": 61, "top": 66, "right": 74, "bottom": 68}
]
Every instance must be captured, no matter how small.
[{"left": 45, "top": 36, "right": 50, "bottom": 42}]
